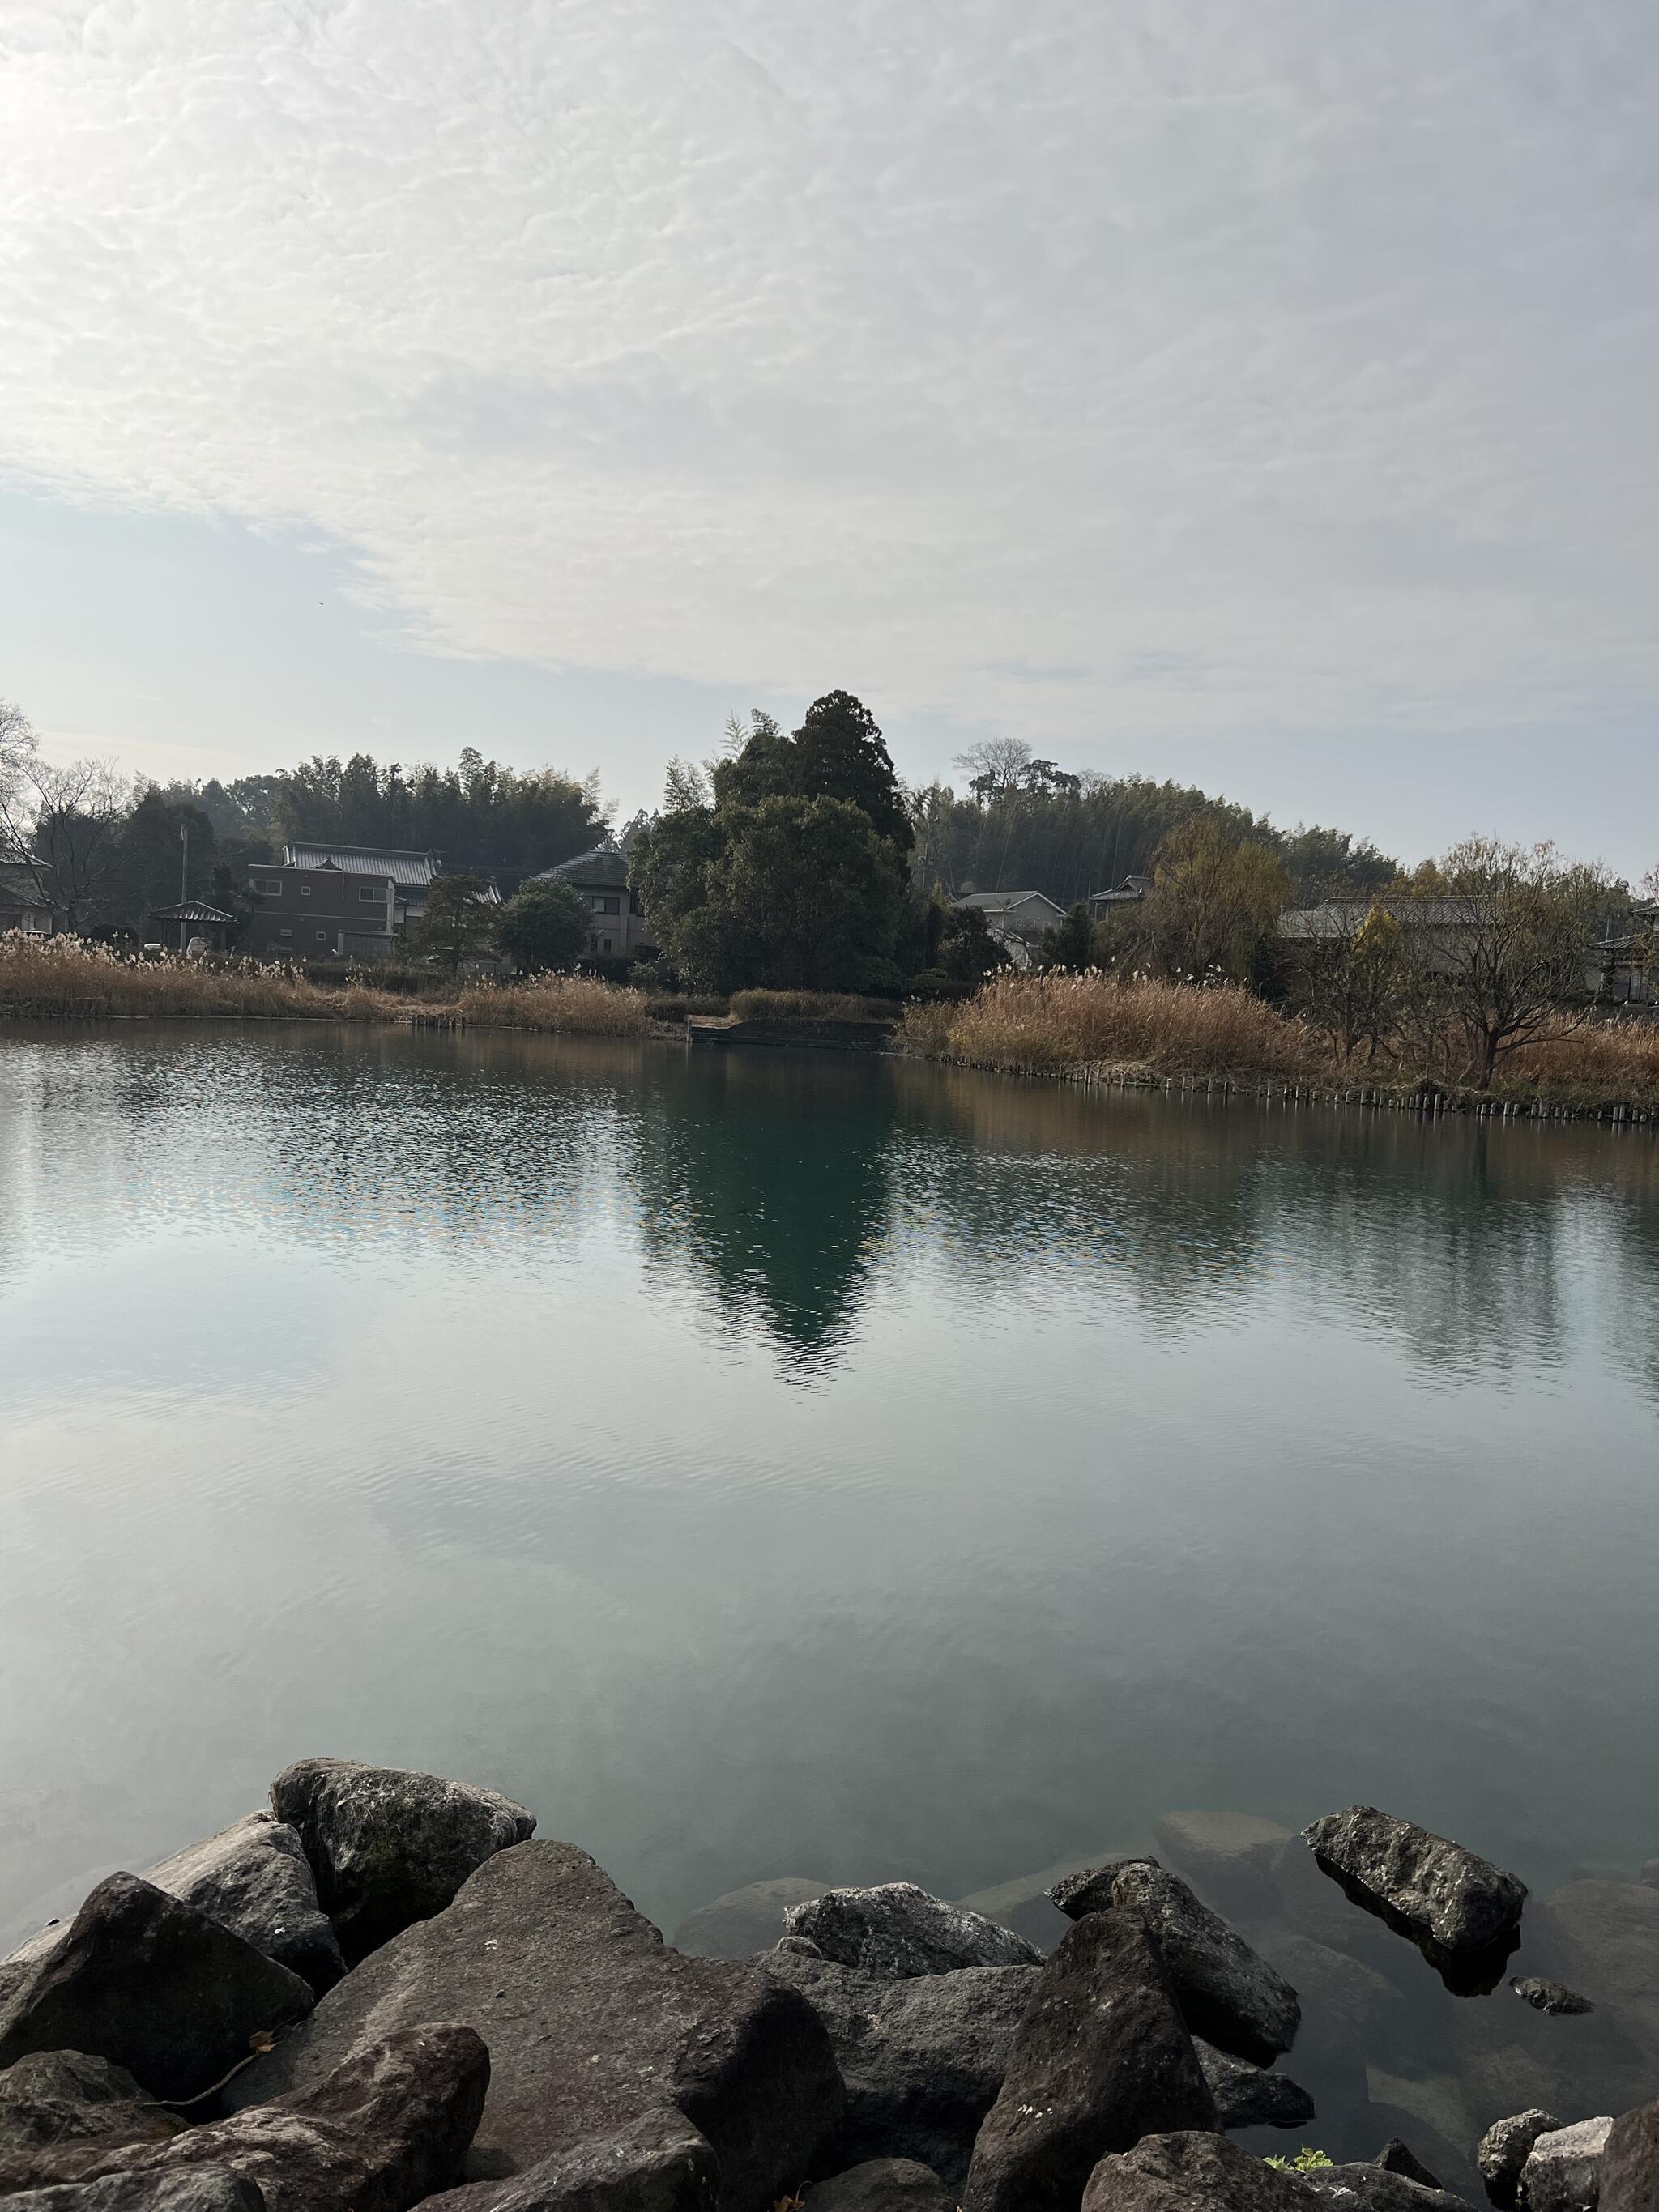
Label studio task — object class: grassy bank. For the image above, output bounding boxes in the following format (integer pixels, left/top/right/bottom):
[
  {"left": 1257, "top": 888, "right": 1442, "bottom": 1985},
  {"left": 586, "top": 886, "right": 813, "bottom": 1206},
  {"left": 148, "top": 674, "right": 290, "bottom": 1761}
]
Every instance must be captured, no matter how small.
[
  {"left": 902, "top": 971, "right": 1659, "bottom": 1121},
  {"left": 0, "top": 936, "right": 650, "bottom": 1036}
]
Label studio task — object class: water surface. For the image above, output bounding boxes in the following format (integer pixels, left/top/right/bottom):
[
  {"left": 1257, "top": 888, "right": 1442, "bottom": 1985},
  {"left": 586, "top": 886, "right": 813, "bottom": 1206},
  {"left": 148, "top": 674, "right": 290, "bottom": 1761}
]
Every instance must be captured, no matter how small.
[{"left": 3, "top": 1025, "right": 1657, "bottom": 2172}]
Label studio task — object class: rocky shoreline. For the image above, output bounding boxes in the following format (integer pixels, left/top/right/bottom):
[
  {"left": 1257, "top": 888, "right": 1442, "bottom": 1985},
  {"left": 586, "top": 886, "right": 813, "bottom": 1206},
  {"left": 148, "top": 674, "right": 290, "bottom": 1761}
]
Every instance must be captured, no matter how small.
[{"left": 0, "top": 1763, "right": 1653, "bottom": 2212}]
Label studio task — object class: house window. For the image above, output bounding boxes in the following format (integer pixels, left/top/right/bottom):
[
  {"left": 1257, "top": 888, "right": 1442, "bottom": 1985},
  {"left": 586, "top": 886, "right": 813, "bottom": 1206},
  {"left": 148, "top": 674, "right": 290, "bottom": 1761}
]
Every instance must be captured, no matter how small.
[
  {"left": 279, "top": 927, "right": 293, "bottom": 940},
  {"left": 358, "top": 884, "right": 383, "bottom": 901},
  {"left": 253, "top": 876, "right": 282, "bottom": 896},
  {"left": 299, "top": 884, "right": 311, "bottom": 896},
  {"left": 592, "top": 894, "right": 620, "bottom": 914},
  {"left": 317, "top": 931, "right": 327, "bottom": 942},
  {"left": 602, "top": 937, "right": 612, "bottom": 953}
]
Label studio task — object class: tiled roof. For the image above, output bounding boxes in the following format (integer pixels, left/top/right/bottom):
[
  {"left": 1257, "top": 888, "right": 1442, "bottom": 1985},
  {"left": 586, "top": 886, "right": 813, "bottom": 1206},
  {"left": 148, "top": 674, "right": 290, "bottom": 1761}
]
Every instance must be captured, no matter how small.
[
  {"left": 533, "top": 846, "right": 629, "bottom": 888},
  {"left": 284, "top": 843, "right": 439, "bottom": 887},
  {"left": 149, "top": 900, "right": 237, "bottom": 923}
]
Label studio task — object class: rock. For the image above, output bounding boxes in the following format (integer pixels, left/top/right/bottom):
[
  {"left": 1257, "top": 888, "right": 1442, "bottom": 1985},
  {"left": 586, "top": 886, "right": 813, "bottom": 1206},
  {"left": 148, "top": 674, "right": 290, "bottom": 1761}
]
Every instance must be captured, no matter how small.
[
  {"left": 1081, "top": 2130, "right": 1320, "bottom": 2212},
  {"left": 1375, "top": 2141, "right": 1443, "bottom": 2190},
  {"left": 0, "top": 2050, "right": 184, "bottom": 2155},
  {"left": 268, "top": 1760, "right": 535, "bottom": 1962},
  {"left": 1194, "top": 2043, "right": 1314, "bottom": 2131},
  {"left": 416, "top": 2112, "right": 717, "bottom": 2212},
  {"left": 808, "top": 2160, "right": 955, "bottom": 2212},
  {"left": 1480, "top": 2116, "right": 1565, "bottom": 2200},
  {"left": 1363, "top": 2108, "right": 1478, "bottom": 2206},
  {"left": 957, "top": 1856, "right": 1153, "bottom": 1958},
  {"left": 1049, "top": 1860, "right": 1299, "bottom": 2065},
  {"left": 3, "top": 2175, "right": 268, "bottom": 2209},
  {"left": 671, "top": 1882, "right": 827, "bottom": 1963},
  {"left": 783, "top": 1887, "right": 1039, "bottom": 1980},
  {"left": 1520, "top": 1882, "right": 1659, "bottom": 2116},
  {"left": 757, "top": 1946, "right": 1038, "bottom": 2189},
  {"left": 1599, "top": 2098, "right": 1659, "bottom": 2212},
  {"left": 15, "top": 2024, "right": 487, "bottom": 2211},
  {"left": 1511, "top": 1981, "right": 1593, "bottom": 2018},
  {"left": 0, "top": 1874, "right": 315, "bottom": 2103},
  {"left": 1296, "top": 2165, "right": 1469, "bottom": 2212},
  {"left": 1638, "top": 1864, "right": 1659, "bottom": 1891},
  {"left": 1303, "top": 1809, "right": 1526, "bottom": 1954},
  {"left": 962, "top": 1906, "right": 1217, "bottom": 2212},
  {"left": 225, "top": 1840, "right": 842, "bottom": 2212},
  {"left": 1518, "top": 2121, "right": 1614, "bottom": 2212},
  {"left": 143, "top": 1817, "right": 344, "bottom": 1997}
]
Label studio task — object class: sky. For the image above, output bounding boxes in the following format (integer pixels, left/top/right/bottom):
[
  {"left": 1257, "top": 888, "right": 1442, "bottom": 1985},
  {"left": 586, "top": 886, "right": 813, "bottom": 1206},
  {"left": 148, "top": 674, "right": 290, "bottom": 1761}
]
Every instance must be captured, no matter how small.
[{"left": 2, "top": 1, "right": 1657, "bottom": 876}]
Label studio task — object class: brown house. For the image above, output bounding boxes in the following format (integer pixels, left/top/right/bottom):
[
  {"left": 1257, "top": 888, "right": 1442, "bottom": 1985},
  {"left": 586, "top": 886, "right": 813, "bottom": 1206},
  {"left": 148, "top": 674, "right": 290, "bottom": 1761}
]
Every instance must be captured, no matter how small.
[{"left": 247, "top": 842, "right": 447, "bottom": 961}]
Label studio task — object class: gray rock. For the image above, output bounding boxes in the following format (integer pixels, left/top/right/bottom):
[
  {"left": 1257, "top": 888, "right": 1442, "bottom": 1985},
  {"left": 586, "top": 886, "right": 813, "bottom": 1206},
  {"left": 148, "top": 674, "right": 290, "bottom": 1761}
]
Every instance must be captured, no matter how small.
[
  {"left": 0, "top": 1874, "right": 314, "bottom": 2103},
  {"left": 1519, "top": 2120, "right": 1614, "bottom": 2212},
  {"left": 962, "top": 1906, "right": 1217, "bottom": 2212},
  {"left": 1639, "top": 1864, "right": 1659, "bottom": 1891},
  {"left": 1303, "top": 1809, "right": 1526, "bottom": 1953},
  {"left": 1049, "top": 1860, "right": 1299, "bottom": 2065},
  {"left": 757, "top": 1946, "right": 1038, "bottom": 2189},
  {"left": 1296, "top": 2164, "right": 1469, "bottom": 2212},
  {"left": 377, "top": 2109, "right": 715, "bottom": 2212},
  {"left": 1081, "top": 2131, "right": 1320, "bottom": 2212},
  {"left": 226, "top": 1840, "right": 842, "bottom": 2212},
  {"left": 808, "top": 2160, "right": 955, "bottom": 2212},
  {"left": 671, "top": 1882, "right": 827, "bottom": 1963},
  {"left": 0, "top": 2052, "right": 184, "bottom": 2193},
  {"left": 1195, "top": 2042, "right": 1314, "bottom": 2131},
  {"left": 783, "top": 1886, "right": 1039, "bottom": 1980},
  {"left": 143, "top": 1817, "right": 344, "bottom": 1997},
  {"left": 268, "top": 1759, "right": 535, "bottom": 1961},
  {"left": 1375, "top": 2142, "right": 1443, "bottom": 2191},
  {"left": 1599, "top": 2098, "right": 1659, "bottom": 2212},
  {"left": 18, "top": 2022, "right": 488, "bottom": 2212},
  {"left": 4, "top": 2175, "right": 267, "bottom": 2210},
  {"left": 1510, "top": 1980, "right": 1593, "bottom": 2018},
  {"left": 1478, "top": 2116, "right": 1564, "bottom": 2199},
  {"left": 1521, "top": 1881, "right": 1659, "bottom": 2117}
]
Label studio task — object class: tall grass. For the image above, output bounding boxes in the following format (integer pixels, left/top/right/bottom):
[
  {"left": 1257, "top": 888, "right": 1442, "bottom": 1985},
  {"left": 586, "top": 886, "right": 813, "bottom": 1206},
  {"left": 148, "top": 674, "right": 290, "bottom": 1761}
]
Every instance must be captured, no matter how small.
[
  {"left": 0, "top": 936, "right": 646, "bottom": 1036},
  {"left": 905, "top": 970, "right": 1316, "bottom": 1077},
  {"left": 727, "top": 989, "right": 898, "bottom": 1023}
]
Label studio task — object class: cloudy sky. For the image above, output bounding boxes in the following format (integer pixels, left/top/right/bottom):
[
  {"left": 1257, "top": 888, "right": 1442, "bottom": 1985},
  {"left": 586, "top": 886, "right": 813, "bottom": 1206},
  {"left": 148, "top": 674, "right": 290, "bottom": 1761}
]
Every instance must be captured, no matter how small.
[{"left": 2, "top": 2, "right": 1657, "bottom": 872}]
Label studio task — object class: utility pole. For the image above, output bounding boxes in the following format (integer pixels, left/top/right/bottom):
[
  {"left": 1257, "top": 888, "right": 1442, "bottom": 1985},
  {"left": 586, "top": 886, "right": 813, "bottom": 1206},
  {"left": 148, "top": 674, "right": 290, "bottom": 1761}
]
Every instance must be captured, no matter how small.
[{"left": 180, "top": 820, "right": 190, "bottom": 951}]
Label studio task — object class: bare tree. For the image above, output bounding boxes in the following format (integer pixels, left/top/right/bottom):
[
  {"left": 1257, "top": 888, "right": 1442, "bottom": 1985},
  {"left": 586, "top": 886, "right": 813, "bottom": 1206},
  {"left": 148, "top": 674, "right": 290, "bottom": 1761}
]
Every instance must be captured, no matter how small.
[
  {"left": 952, "top": 738, "right": 1033, "bottom": 803},
  {"left": 1287, "top": 903, "right": 1405, "bottom": 1063},
  {"left": 0, "top": 698, "right": 129, "bottom": 927}
]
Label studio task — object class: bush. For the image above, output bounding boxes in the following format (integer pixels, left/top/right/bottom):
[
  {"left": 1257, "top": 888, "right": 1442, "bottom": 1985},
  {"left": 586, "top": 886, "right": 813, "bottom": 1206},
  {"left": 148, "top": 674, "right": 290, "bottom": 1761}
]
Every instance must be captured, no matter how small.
[{"left": 729, "top": 989, "right": 898, "bottom": 1024}]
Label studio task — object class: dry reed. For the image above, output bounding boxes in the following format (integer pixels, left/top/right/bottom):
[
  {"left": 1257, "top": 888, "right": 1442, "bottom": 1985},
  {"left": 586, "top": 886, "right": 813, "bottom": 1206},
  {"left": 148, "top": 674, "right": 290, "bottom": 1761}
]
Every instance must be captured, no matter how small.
[
  {"left": 905, "top": 970, "right": 1317, "bottom": 1079},
  {"left": 728, "top": 988, "right": 897, "bottom": 1023}
]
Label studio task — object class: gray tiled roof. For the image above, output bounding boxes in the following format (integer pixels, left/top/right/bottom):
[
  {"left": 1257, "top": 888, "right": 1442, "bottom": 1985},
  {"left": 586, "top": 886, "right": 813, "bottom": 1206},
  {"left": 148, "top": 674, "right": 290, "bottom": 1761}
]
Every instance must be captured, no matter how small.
[{"left": 284, "top": 843, "right": 439, "bottom": 887}]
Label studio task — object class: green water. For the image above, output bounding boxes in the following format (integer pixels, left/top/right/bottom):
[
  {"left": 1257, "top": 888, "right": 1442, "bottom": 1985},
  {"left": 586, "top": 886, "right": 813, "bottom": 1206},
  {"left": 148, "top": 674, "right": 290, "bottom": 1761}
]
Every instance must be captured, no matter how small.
[{"left": 2, "top": 1024, "right": 1657, "bottom": 2169}]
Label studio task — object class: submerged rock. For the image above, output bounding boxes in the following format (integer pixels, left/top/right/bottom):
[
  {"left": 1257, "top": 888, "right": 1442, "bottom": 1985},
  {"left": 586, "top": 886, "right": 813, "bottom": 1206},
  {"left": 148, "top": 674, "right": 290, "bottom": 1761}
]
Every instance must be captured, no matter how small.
[
  {"left": 783, "top": 1886, "right": 1039, "bottom": 1980},
  {"left": 1303, "top": 1809, "right": 1526, "bottom": 1954},
  {"left": 962, "top": 1905, "right": 1216, "bottom": 2212},
  {"left": 269, "top": 1759, "right": 535, "bottom": 1962},
  {"left": 145, "top": 1815, "right": 344, "bottom": 1997},
  {"left": 227, "top": 1840, "right": 842, "bottom": 2212},
  {"left": 672, "top": 1880, "right": 827, "bottom": 1963},
  {"left": 1195, "top": 2042, "right": 1314, "bottom": 2131},
  {"left": 1082, "top": 2131, "right": 1319, "bottom": 2212},
  {"left": 1511, "top": 1980, "right": 1593, "bottom": 2018},
  {"left": 1375, "top": 2141, "right": 1444, "bottom": 2192},
  {"left": 0, "top": 1873, "right": 314, "bottom": 2103},
  {"left": 1049, "top": 1859, "right": 1299, "bottom": 2064},
  {"left": 1519, "top": 2120, "right": 1614, "bottom": 2212}
]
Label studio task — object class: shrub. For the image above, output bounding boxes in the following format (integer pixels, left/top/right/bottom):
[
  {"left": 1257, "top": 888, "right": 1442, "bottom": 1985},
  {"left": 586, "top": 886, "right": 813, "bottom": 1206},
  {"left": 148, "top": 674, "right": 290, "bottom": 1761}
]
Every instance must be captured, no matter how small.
[{"left": 729, "top": 989, "right": 898, "bottom": 1024}]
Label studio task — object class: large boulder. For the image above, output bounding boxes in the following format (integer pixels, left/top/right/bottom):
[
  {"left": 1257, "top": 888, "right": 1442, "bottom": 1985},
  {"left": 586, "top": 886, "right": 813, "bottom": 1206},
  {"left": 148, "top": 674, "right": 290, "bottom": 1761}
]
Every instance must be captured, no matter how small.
[
  {"left": 957, "top": 1854, "right": 1154, "bottom": 1958},
  {"left": 807, "top": 2162, "right": 955, "bottom": 2212},
  {"left": 1296, "top": 2166, "right": 1469, "bottom": 2212},
  {"left": 1375, "top": 2142, "right": 1444, "bottom": 2191},
  {"left": 0, "top": 2052, "right": 184, "bottom": 2193},
  {"left": 1081, "top": 2131, "right": 1318, "bottom": 2212},
  {"left": 962, "top": 1907, "right": 1217, "bottom": 2212},
  {"left": 1193, "top": 2044, "right": 1314, "bottom": 2132},
  {"left": 225, "top": 1840, "right": 842, "bottom": 2212},
  {"left": 783, "top": 1888, "right": 1038, "bottom": 1980},
  {"left": 4, "top": 2176, "right": 268, "bottom": 2209},
  {"left": 143, "top": 1818, "right": 343, "bottom": 1997},
  {"left": 1519, "top": 2120, "right": 1614, "bottom": 2212},
  {"left": 0, "top": 1875, "right": 314, "bottom": 2103},
  {"left": 1599, "top": 2099, "right": 1659, "bottom": 2212},
  {"left": 1303, "top": 1809, "right": 1525, "bottom": 1954},
  {"left": 268, "top": 1761, "right": 535, "bottom": 1961},
  {"left": 1479, "top": 2114, "right": 1565, "bottom": 2201},
  {"left": 1049, "top": 1861, "right": 1299, "bottom": 2065},
  {"left": 10, "top": 2024, "right": 488, "bottom": 2211},
  {"left": 416, "top": 2112, "right": 717, "bottom": 2212},
  {"left": 757, "top": 1946, "right": 1038, "bottom": 2189},
  {"left": 672, "top": 1882, "right": 828, "bottom": 1963}
]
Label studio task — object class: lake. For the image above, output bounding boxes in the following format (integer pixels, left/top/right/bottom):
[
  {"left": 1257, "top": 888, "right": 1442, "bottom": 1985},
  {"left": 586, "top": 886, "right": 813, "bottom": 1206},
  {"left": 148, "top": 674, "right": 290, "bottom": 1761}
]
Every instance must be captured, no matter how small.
[{"left": 3, "top": 1022, "right": 1657, "bottom": 2176}]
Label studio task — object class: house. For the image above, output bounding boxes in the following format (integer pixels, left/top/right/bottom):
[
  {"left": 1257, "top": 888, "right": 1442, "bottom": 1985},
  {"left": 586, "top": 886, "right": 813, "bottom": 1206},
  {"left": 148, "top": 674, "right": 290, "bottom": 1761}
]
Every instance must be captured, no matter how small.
[
  {"left": 1278, "top": 897, "right": 1498, "bottom": 977},
  {"left": 1088, "top": 875, "right": 1152, "bottom": 914},
  {"left": 953, "top": 889, "right": 1066, "bottom": 968},
  {"left": 0, "top": 859, "right": 54, "bottom": 938},
  {"left": 529, "top": 846, "right": 655, "bottom": 959},
  {"left": 245, "top": 842, "right": 495, "bottom": 961},
  {"left": 1587, "top": 900, "right": 1659, "bottom": 1004}
]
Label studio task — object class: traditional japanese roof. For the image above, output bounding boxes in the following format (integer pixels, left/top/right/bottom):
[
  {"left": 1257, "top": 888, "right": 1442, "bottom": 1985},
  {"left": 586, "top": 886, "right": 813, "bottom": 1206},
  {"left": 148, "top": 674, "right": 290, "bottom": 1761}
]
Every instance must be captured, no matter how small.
[
  {"left": 532, "top": 846, "right": 629, "bottom": 889},
  {"left": 283, "top": 843, "right": 439, "bottom": 887},
  {"left": 148, "top": 900, "right": 236, "bottom": 924},
  {"left": 953, "top": 889, "right": 1064, "bottom": 915}
]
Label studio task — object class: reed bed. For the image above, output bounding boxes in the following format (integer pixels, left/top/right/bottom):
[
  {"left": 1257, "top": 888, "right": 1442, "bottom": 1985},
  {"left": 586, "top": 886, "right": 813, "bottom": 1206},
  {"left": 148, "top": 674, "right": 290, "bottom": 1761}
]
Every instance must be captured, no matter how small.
[
  {"left": 0, "top": 936, "right": 647, "bottom": 1037},
  {"left": 727, "top": 988, "right": 898, "bottom": 1023},
  {"left": 905, "top": 970, "right": 1317, "bottom": 1079}
]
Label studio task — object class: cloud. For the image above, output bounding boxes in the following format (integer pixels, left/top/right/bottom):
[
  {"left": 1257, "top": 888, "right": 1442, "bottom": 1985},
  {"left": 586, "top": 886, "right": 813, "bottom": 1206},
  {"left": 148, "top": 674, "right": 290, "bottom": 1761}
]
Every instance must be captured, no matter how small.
[{"left": 3, "top": 0, "right": 1657, "bottom": 748}]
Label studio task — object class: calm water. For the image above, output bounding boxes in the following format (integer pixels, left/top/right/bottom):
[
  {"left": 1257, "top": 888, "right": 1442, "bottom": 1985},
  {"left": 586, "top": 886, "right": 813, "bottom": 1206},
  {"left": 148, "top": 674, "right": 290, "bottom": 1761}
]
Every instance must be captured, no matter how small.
[{"left": 3, "top": 1024, "right": 1658, "bottom": 2171}]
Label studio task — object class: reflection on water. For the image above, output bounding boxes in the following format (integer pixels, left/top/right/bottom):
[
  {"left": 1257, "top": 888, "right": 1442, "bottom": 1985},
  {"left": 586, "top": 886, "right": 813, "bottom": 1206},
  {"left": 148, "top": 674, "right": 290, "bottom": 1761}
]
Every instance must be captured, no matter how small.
[{"left": 2, "top": 1024, "right": 1657, "bottom": 2177}]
